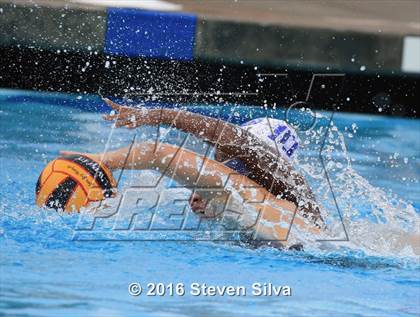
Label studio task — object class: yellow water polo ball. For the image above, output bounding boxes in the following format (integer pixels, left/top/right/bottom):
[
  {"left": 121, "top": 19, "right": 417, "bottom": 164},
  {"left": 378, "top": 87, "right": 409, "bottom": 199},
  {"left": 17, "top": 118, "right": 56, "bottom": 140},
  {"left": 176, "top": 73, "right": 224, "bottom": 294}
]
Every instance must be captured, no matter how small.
[{"left": 35, "top": 155, "right": 117, "bottom": 212}]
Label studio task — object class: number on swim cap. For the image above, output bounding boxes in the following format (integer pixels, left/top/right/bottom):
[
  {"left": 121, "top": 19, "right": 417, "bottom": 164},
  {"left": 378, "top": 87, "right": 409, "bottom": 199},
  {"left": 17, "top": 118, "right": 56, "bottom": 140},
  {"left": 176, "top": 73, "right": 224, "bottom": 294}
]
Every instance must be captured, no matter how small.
[{"left": 241, "top": 118, "right": 300, "bottom": 161}]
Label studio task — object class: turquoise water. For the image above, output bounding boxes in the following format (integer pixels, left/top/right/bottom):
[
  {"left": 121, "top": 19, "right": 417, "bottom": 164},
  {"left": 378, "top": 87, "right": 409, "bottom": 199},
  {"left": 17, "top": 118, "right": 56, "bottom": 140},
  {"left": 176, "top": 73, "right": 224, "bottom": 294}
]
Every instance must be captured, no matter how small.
[{"left": 0, "top": 89, "right": 419, "bottom": 317}]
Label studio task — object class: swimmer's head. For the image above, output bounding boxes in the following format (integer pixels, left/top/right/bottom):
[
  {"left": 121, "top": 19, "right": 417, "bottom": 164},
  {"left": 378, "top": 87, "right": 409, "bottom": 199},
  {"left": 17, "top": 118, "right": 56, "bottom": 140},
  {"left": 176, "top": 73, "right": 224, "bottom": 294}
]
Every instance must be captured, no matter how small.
[
  {"left": 35, "top": 155, "right": 117, "bottom": 212},
  {"left": 189, "top": 192, "right": 207, "bottom": 214},
  {"left": 189, "top": 192, "right": 225, "bottom": 219},
  {"left": 240, "top": 118, "right": 300, "bottom": 161}
]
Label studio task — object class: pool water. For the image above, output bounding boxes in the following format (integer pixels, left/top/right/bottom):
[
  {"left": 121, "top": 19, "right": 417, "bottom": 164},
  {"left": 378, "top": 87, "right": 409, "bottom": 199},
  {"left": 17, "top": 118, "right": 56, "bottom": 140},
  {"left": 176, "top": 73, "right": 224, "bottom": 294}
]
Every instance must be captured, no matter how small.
[{"left": 0, "top": 89, "right": 419, "bottom": 317}]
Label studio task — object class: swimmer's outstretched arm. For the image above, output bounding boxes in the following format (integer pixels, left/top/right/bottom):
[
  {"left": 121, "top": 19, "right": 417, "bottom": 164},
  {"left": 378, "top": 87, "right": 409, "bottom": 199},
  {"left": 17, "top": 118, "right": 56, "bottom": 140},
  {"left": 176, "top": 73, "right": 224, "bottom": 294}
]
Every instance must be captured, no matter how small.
[
  {"left": 102, "top": 98, "right": 259, "bottom": 151},
  {"left": 102, "top": 98, "right": 323, "bottom": 225},
  {"left": 61, "top": 142, "right": 320, "bottom": 246}
]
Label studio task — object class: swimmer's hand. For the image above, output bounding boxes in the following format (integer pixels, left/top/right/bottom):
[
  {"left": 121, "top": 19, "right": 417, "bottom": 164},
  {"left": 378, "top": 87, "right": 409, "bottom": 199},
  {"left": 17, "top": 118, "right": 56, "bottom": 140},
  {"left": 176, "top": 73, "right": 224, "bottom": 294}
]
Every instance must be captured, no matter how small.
[
  {"left": 59, "top": 150, "right": 104, "bottom": 164},
  {"left": 102, "top": 98, "right": 158, "bottom": 128},
  {"left": 59, "top": 147, "right": 146, "bottom": 171}
]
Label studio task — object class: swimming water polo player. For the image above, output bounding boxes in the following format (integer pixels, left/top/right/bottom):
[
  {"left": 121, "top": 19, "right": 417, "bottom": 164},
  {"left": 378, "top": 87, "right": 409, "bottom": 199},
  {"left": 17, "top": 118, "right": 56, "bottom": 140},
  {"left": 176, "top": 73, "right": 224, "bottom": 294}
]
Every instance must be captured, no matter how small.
[
  {"left": 102, "top": 98, "right": 323, "bottom": 228},
  {"left": 36, "top": 99, "right": 324, "bottom": 248}
]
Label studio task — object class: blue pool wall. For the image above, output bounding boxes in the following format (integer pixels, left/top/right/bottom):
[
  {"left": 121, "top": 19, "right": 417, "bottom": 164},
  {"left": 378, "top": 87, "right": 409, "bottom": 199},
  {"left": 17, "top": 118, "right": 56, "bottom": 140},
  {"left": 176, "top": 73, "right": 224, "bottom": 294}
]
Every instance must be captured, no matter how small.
[{"left": 105, "top": 8, "right": 197, "bottom": 60}]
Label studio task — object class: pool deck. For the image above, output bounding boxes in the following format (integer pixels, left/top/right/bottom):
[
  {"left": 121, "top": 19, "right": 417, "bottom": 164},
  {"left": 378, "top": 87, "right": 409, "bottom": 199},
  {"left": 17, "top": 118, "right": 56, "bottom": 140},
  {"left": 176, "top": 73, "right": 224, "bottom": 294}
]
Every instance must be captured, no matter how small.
[
  {"left": 1, "top": 0, "right": 419, "bottom": 73},
  {"left": 175, "top": 0, "right": 419, "bottom": 35},
  {"left": 0, "top": 0, "right": 419, "bottom": 116},
  {"left": 179, "top": 0, "right": 420, "bottom": 72}
]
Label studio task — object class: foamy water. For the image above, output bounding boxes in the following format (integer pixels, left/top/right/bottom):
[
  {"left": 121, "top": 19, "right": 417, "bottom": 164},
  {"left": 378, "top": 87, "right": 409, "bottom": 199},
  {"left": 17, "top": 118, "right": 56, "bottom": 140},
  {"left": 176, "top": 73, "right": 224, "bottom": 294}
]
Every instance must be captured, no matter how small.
[{"left": 1, "top": 90, "right": 419, "bottom": 316}]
